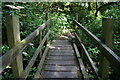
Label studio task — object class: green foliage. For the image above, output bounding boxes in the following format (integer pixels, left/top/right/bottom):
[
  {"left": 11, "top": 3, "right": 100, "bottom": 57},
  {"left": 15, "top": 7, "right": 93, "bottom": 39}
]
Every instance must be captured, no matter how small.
[
  {"left": 28, "top": 67, "right": 37, "bottom": 78},
  {"left": 88, "top": 47, "right": 100, "bottom": 61},
  {"left": 49, "top": 13, "right": 72, "bottom": 40},
  {"left": 2, "top": 2, "right": 74, "bottom": 79},
  {"left": 1, "top": 45, "right": 9, "bottom": 55},
  {"left": 102, "top": 8, "right": 120, "bottom": 56},
  {"left": 2, "top": 72, "right": 13, "bottom": 79},
  {"left": 2, "top": 2, "right": 120, "bottom": 79},
  {"left": 77, "top": 3, "right": 120, "bottom": 79},
  {"left": 88, "top": 74, "right": 94, "bottom": 78}
]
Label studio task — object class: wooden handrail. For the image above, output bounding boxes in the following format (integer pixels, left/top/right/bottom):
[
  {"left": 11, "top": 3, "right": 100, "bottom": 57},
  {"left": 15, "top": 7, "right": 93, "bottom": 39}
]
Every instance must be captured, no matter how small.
[
  {"left": 73, "top": 43, "right": 89, "bottom": 79},
  {"left": 20, "top": 30, "right": 50, "bottom": 78},
  {"left": 34, "top": 42, "right": 50, "bottom": 78},
  {"left": 73, "top": 19, "right": 120, "bottom": 72},
  {"left": 74, "top": 32, "right": 101, "bottom": 79},
  {"left": 0, "top": 19, "right": 51, "bottom": 73}
]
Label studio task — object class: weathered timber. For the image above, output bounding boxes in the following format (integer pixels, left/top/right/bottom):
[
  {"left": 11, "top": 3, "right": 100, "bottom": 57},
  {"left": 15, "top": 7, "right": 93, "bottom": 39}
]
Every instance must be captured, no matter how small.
[
  {"left": 39, "top": 29, "right": 42, "bottom": 59},
  {"left": 52, "top": 40, "right": 70, "bottom": 45},
  {"left": 37, "top": 46, "right": 49, "bottom": 72},
  {"left": 49, "top": 50, "right": 74, "bottom": 53},
  {"left": 46, "top": 12, "right": 49, "bottom": 43},
  {"left": 45, "top": 65, "right": 78, "bottom": 72},
  {"left": 49, "top": 46, "right": 73, "bottom": 50},
  {"left": 99, "top": 18, "right": 113, "bottom": 78},
  {"left": 5, "top": 15, "right": 23, "bottom": 78},
  {"left": 75, "top": 13, "right": 78, "bottom": 29},
  {"left": 43, "top": 72, "right": 78, "bottom": 78},
  {"left": 51, "top": 45, "right": 72, "bottom": 47},
  {"left": 74, "top": 20, "right": 120, "bottom": 72},
  {"left": 46, "top": 60, "right": 76, "bottom": 66},
  {"left": 20, "top": 30, "right": 50, "bottom": 78},
  {"left": 73, "top": 43, "right": 89, "bottom": 79},
  {"left": 75, "top": 32, "right": 101, "bottom": 79},
  {"left": 34, "top": 45, "right": 49, "bottom": 78},
  {"left": 0, "top": 19, "right": 50, "bottom": 73},
  {"left": 43, "top": 39, "right": 81, "bottom": 78},
  {"left": 47, "top": 56, "right": 75, "bottom": 60},
  {"left": 49, "top": 52, "right": 74, "bottom": 56}
]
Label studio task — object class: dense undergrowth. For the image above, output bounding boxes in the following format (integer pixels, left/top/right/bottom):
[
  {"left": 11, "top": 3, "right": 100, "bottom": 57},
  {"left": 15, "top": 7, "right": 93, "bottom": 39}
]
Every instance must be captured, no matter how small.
[
  {"left": 76, "top": 6, "right": 120, "bottom": 79},
  {"left": 1, "top": 2, "right": 120, "bottom": 79}
]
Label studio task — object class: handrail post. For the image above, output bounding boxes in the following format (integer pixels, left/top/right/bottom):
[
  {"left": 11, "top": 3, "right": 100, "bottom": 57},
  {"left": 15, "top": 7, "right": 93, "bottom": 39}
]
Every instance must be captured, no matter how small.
[
  {"left": 39, "top": 30, "right": 42, "bottom": 58},
  {"left": 75, "top": 13, "right": 78, "bottom": 22},
  {"left": 46, "top": 12, "right": 49, "bottom": 43},
  {"left": 74, "top": 13, "right": 78, "bottom": 41},
  {"left": 99, "top": 17, "right": 113, "bottom": 78},
  {"left": 39, "top": 13, "right": 48, "bottom": 58},
  {"left": 6, "top": 15, "right": 23, "bottom": 78},
  {"left": 75, "top": 13, "right": 85, "bottom": 59}
]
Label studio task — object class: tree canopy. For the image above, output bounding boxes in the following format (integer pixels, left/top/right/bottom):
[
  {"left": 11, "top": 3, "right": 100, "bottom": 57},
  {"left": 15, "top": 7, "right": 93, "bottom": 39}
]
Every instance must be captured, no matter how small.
[{"left": 1, "top": 2, "right": 120, "bottom": 79}]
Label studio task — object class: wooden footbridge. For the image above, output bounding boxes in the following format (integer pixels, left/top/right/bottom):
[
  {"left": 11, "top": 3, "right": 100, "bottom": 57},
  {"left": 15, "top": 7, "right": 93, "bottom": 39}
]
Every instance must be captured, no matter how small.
[{"left": 1, "top": 14, "right": 120, "bottom": 80}]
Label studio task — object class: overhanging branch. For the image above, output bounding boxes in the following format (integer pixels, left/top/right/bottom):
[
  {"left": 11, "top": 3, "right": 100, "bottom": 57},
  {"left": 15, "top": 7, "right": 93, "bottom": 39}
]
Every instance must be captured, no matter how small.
[{"left": 95, "top": 2, "right": 120, "bottom": 17}]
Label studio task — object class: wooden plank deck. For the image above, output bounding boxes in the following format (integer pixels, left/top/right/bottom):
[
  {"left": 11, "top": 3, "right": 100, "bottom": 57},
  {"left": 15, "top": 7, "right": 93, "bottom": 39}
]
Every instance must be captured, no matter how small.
[{"left": 42, "top": 39, "right": 82, "bottom": 78}]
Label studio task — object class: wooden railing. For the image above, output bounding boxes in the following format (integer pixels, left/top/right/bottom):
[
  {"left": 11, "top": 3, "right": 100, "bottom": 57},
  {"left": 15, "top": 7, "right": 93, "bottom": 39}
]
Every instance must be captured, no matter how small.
[
  {"left": 1, "top": 14, "right": 120, "bottom": 79},
  {"left": 0, "top": 13, "right": 51, "bottom": 79},
  {"left": 73, "top": 17, "right": 120, "bottom": 79}
]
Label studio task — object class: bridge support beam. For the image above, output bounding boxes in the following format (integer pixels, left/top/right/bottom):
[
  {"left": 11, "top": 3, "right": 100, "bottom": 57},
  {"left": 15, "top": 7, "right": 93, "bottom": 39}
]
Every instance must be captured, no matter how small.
[
  {"left": 6, "top": 15, "right": 23, "bottom": 78},
  {"left": 99, "top": 17, "right": 113, "bottom": 78}
]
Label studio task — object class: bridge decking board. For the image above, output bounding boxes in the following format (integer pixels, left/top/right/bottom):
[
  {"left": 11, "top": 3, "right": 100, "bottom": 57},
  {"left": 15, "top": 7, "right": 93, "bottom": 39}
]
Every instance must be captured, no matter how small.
[
  {"left": 49, "top": 49, "right": 74, "bottom": 52},
  {"left": 43, "top": 72, "right": 78, "bottom": 78},
  {"left": 47, "top": 56, "right": 75, "bottom": 60},
  {"left": 49, "top": 53, "right": 74, "bottom": 56},
  {"left": 49, "top": 46, "right": 73, "bottom": 50},
  {"left": 45, "top": 65, "right": 78, "bottom": 72},
  {"left": 42, "top": 39, "right": 82, "bottom": 78},
  {"left": 46, "top": 60, "right": 76, "bottom": 65}
]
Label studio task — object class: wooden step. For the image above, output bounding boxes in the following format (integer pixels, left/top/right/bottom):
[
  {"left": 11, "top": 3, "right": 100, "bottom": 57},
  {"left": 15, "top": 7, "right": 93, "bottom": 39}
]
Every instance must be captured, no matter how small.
[
  {"left": 45, "top": 65, "right": 78, "bottom": 72},
  {"left": 49, "top": 46, "right": 73, "bottom": 50},
  {"left": 51, "top": 45, "right": 72, "bottom": 47},
  {"left": 46, "top": 60, "right": 76, "bottom": 66},
  {"left": 52, "top": 42, "right": 70, "bottom": 45},
  {"left": 49, "top": 50, "right": 74, "bottom": 53},
  {"left": 49, "top": 52, "right": 74, "bottom": 56},
  {"left": 42, "top": 72, "right": 78, "bottom": 78},
  {"left": 52, "top": 40, "right": 71, "bottom": 46},
  {"left": 47, "top": 56, "right": 75, "bottom": 60},
  {"left": 42, "top": 39, "right": 82, "bottom": 78},
  {"left": 53, "top": 40, "right": 70, "bottom": 43}
]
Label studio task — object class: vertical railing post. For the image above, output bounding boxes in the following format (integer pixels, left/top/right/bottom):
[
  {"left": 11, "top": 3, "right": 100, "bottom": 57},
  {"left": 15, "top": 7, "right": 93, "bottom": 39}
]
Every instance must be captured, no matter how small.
[
  {"left": 39, "top": 13, "right": 48, "bottom": 58},
  {"left": 75, "top": 13, "right": 78, "bottom": 22},
  {"left": 39, "top": 30, "right": 42, "bottom": 59},
  {"left": 74, "top": 13, "right": 78, "bottom": 31},
  {"left": 75, "top": 13, "right": 85, "bottom": 59},
  {"left": 45, "top": 12, "right": 49, "bottom": 43},
  {"left": 6, "top": 15, "right": 23, "bottom": 78},
  {"left": 99, "top": 17, "right": 113, "bottom": 78},
  {"left": 75, "top": 12, "right": 78, "bottom": 37}
]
